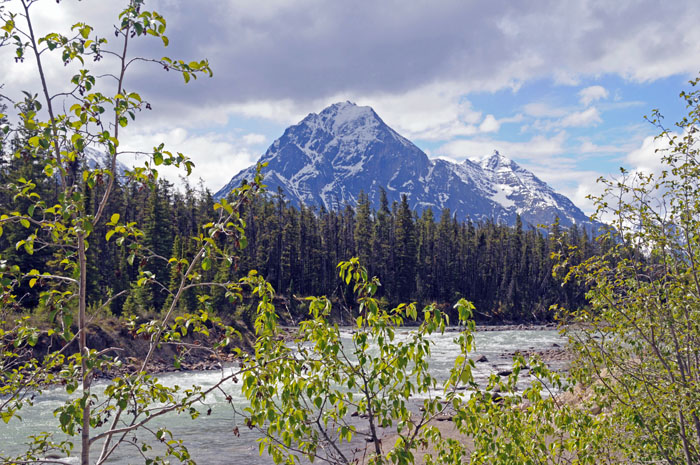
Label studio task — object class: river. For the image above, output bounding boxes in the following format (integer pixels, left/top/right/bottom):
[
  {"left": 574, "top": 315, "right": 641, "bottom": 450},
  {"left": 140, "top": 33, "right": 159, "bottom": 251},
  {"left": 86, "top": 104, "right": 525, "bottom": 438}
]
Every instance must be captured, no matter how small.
[{"left": 0, "top": 327, "right": 565, "bottom": 464}]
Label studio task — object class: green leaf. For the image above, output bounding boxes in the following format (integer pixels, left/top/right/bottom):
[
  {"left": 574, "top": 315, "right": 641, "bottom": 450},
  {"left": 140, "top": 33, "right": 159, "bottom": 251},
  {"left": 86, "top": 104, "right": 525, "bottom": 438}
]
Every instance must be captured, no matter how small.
[
  {"left": 59, "top": 411, "right": 70, "bottom": 428},
  {"left": 110, "top": 213, "right": 120, "bottom": 224},
  {"left": 71, "top": 133, "right": 84, "bottom": 151},
  {"left": 62, "top": 314, "right": 73, "bottom": 341},
  {"left": 1, "top": 19, "right": 15, "bottom": 34},
  {"left": 201, "top": 257, "right": 211, "bottom": 271}
]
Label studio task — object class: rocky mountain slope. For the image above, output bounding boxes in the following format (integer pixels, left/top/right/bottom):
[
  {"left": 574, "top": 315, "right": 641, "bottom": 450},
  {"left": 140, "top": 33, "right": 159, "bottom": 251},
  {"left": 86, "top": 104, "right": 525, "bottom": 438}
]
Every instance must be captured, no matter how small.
[{"left": 216, "top": 101, "right": 595, "bottom": 229}]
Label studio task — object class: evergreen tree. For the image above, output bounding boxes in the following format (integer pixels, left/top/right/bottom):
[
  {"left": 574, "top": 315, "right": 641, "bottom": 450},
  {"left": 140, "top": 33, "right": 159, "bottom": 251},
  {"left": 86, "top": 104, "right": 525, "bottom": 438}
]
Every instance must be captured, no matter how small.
[
  {"left": 393, "top": 194, "right": 417, "bottom": 300},
  {"left": 0, "top": 96, "right": 56, "bottom": 309},
  {"left": 372, "top": 188, "right": 394, "bottom": 299},
  {"left": 354, "top": 191, "right": 373, "bottom": 271},
  {"left": 142, "top": 181, "right": 175, "bottom": 311}
]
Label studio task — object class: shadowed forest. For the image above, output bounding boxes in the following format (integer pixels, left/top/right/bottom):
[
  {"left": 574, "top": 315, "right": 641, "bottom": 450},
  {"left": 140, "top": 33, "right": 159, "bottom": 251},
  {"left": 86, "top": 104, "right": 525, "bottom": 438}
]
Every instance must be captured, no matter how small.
[{"left": 0, "top": 149, "right": 599, "bottom": 322}]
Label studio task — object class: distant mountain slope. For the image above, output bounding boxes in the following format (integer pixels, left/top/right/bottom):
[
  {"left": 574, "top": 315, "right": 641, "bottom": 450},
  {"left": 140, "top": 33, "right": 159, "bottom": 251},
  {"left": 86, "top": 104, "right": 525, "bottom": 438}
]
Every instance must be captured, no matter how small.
[
  {"left": 216, "top": 101, "right": 596, "bottom": 229},
  {"left": 84, "top": 147, "right": 128, "bottom": 177}
]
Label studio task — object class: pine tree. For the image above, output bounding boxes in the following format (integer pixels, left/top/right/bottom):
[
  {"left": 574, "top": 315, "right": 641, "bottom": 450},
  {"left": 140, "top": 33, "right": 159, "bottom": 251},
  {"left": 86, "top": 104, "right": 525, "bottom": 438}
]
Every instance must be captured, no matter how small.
[
  {"left": 372, "top": 188, "right": 393, "bottom": 299},
  {"left": 142, "top": 181, "right": 175, "bottom": 312},
  {"left": 416, "top": 208, "right": 436, "bottom": 301},
  {"left": 280, "top": 206, "right": 300, "bottom": 295},
  {"left": 354, "top": 191, "right": 373, "bottom": 271},
  {"left": 435, "top": 208, "right": 454, "bottom": 302},
  {"left": 394, "top": 194, "right": 417, "bottom": 300},
  {"left": 0, "top": 97, "right": 56, "bottom": 309}
]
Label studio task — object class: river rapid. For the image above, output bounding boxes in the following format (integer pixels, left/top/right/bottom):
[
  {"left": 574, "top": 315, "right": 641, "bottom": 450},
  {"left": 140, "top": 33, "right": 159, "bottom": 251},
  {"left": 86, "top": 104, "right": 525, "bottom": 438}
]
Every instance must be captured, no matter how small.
[{"left": 0, "top": 327, "right": 565, "bottom": 464}]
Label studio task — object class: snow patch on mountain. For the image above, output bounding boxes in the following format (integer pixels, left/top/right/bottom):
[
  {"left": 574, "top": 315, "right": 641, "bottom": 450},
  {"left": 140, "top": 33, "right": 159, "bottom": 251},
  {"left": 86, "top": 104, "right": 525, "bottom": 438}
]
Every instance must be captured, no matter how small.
[
  {"left": 215, "top": 102, "right": 598, "bottom": 231},
  {"left": 84, "top": 147, "right": 128, "bottom": 177},
  {"left": 491, "top": 184, "right": 515, "bottom": 209}
]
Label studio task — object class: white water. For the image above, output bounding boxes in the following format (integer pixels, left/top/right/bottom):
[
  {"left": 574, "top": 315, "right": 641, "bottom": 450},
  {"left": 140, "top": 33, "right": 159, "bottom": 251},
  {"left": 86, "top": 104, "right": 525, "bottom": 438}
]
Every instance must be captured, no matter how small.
[{"left": 0, "top": 328, "right": 564, "bottom": 464}]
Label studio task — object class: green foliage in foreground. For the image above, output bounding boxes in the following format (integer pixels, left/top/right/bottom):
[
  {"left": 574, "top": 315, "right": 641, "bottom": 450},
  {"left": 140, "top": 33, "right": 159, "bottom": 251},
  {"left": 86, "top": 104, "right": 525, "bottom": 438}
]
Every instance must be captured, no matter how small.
[
  {"left": 559, "top": 77, "right": 700, "bottom": 465},
  {"left": 0, "top": 1, "right": 254, "bottom": 464},
  {"left": 240, "top": 258, "right": 610, "bottom": 465},
  {"left": 242, "top": 258, "right": 477, "bottom": 464}
]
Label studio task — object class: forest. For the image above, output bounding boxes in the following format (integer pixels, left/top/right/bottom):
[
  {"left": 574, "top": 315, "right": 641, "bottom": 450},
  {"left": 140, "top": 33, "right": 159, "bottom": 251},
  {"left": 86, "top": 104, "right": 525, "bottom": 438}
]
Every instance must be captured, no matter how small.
[{"left": 0, "top": 135, "right": 598, "bottom": 323}]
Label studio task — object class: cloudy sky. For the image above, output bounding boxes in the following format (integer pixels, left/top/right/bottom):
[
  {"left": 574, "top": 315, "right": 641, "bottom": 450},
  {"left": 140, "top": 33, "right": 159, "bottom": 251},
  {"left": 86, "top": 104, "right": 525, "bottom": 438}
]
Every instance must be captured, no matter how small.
[{"left": 2, "top": 0, "right": 700, "bottom": 213}]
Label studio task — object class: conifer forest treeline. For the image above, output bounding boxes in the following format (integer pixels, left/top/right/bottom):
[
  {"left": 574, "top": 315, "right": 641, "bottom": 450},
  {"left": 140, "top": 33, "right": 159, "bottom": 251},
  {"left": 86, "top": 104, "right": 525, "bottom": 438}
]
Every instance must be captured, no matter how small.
[{"left": 0, "top": 142, "right": 598, "bottom": 322}]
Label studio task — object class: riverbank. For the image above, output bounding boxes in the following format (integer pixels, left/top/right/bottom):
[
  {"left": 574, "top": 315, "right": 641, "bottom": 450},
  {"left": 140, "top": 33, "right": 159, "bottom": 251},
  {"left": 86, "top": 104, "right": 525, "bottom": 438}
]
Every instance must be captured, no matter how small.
[
  {"left": 25, "top": 317, "right": 252, "bottom": 377},
  {"left": 25, "top": 317, "right": 568, "bottom": 379}
]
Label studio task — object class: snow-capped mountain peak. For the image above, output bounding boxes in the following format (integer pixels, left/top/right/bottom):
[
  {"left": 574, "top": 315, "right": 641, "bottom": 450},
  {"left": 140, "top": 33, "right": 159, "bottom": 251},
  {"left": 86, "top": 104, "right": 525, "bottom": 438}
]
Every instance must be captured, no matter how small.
[
  {"left": 215, "top": 103, "right": 597, "bottom": 230},
  {"left": 478, "top": 150, "right": 514, "bottom": 171},
  {"left": 319, "top": 101, "right": 378, "bottom": 133}
]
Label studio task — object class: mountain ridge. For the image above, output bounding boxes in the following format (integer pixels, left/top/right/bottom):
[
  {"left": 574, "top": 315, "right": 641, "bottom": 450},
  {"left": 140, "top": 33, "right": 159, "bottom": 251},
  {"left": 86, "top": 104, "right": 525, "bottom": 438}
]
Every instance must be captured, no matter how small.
[{"left": 216, "top": 101, "right": 596, "bottom": 230}]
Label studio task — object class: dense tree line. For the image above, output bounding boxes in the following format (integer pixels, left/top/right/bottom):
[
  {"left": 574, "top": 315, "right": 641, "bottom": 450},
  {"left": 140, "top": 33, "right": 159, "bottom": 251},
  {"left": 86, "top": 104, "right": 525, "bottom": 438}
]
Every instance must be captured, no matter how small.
[
  {"left": 0, "top": 138, "right": 598, "bottom": 322},
  {"left": 233, "top": 189, "right": 597, "bottom": 321}
]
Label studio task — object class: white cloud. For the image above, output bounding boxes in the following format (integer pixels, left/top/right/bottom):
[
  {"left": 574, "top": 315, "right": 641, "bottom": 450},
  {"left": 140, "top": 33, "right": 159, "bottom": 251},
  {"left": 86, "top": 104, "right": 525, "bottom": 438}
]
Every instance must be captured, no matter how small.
[
  {"left": 522, "top": 102, "right": 568, "bottom": 118},
  {"left": 579, "top": 85, "right": 609, "bottom": 106},
  {"left": 241, "top": 133, "right": 268, "bottom": 145},
  {"left": 479, "top": 114, "right": 500, "bottom": 133},
  {"left": 352, "top": 83, "right": 483, "bottom": 141},
  {"left": 560, "top": 107, "right": 602, "bottom": 127},
  {"left": 500, "top": 114, "right": 525, "bottom": 125},
  {"left": 5, "top": 0, "right": 700, "bottom": 120},
  {"left": 625, "top": 133, "right": 671, "bottom": 176},
  {"left": 225, "top": 100, "right": 312, "bottom": 125},
  {"left": 589, "top": 19, "right": 700, "bottom": 83},
  {"left": 120, "top": 128, "right": 262, "bottom": 191},
  {"left": 219, "top": 83, "right": 490, "bottom": 142},
  {"left": 553, "top": 70, "right": 582, "bottom": 86},
  {"left": 523, "top": 102, "right": 603, "bottom": 131},
  {"left": 568, "top": 180, "right": 607, "bottom": 216},
  {"left": 578, "top": 139, "right": 630, "bottom": 154},
  {"left": 571, "top": 133, "right": 678, "bottom": 221},
  {"left": 439, "top": 131, "right": 568, "bottom": 163},
  {"left": 567, "top": 130, "right": 699, "bottom": 218}
]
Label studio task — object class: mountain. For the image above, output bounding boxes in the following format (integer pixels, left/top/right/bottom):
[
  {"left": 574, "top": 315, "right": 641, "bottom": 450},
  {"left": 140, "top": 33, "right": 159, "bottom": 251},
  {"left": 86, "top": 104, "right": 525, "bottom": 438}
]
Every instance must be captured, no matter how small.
[
  {"left": 84, "top": 147, "right": 128, "bottom": 177},
  {"left": 215, "top": 101, "right": 596, "bottom": 230}
]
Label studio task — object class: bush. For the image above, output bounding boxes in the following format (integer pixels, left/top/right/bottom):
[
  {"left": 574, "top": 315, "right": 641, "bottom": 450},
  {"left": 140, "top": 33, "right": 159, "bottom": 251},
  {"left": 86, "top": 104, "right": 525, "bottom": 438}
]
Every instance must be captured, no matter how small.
[{"left": 562, "top": 76, "right": 700, "bottom": 465}]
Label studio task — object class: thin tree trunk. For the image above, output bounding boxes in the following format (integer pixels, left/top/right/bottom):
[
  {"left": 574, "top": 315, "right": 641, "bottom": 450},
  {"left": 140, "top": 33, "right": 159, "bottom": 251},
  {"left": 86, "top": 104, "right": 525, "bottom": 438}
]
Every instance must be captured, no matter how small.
[{"left": 78, "top": 233, "right": 90, "bottom": 465}]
